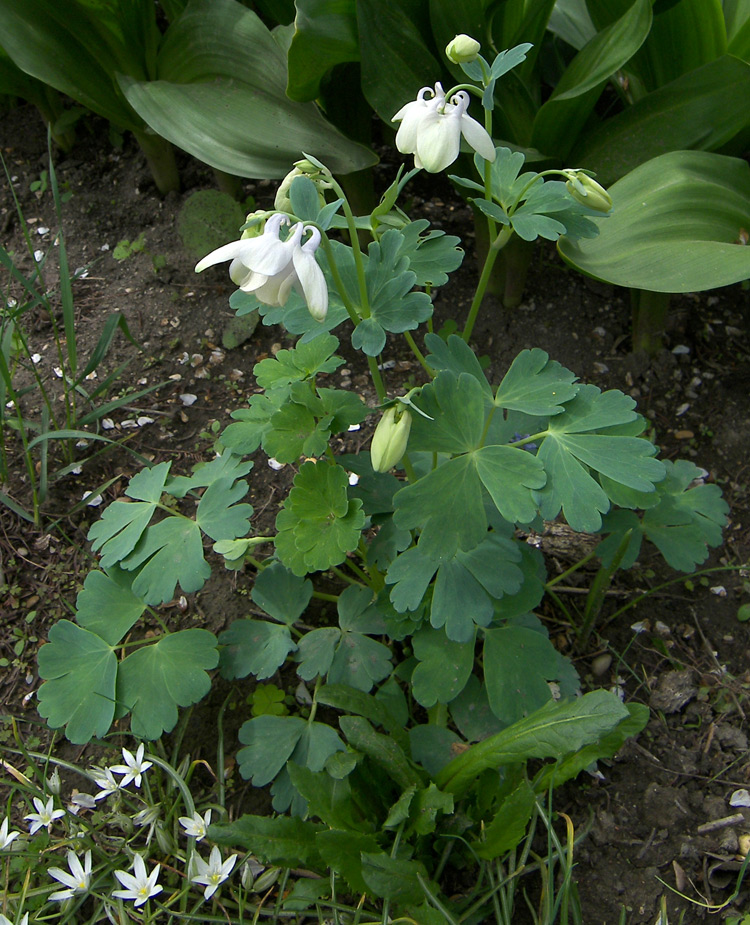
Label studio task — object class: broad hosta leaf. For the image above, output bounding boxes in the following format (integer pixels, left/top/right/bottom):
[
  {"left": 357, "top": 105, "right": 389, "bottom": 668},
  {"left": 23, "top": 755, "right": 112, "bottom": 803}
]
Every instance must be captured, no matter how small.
[
  {"left": 120, "top": 0, "right": 376, "bottom": 177},
  {"left": 286, "top": 0, "right": 359, "bottom": 101},
  {"left": 117, "top": 630, "right": 218, "bottom": 739},
  {"left": 534, "top": 384, "right": 664, "bottom": 532},
  {"left": 74, "top": 566, "right": 146, "bottom": 645},
  {"left": 88, "top": 462, "right": 171, "bottom": 567},
  {"left": 219, "top": 620, "right": 297, "bottom": 680},
  {"left": 531, "top": 0, "right": 652, "bottom": 158},
  {"left": 435, "top": 689, "right": 629, "bottom": 797},
  {"left": 559, "top": 150, "right": 750, "bottom": 291},
  {"left": 210, "top": 814, "right": 324, "bottom": 869},
  {"left": 411, "top": 627, "right": 475, "bottom": 706},
  {"left": 569, "top": 55, "right": 750, "bottom": 186},
  {"left": 275, "top": 461, "right": 365, "bottom": 576},
  {"left": 37, "top": 621, "right": 117, "bottom": 744}
]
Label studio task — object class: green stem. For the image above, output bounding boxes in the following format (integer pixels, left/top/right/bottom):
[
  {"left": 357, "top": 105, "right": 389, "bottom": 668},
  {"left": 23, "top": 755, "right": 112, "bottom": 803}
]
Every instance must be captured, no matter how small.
[
  {"left": 131, "top": 128, "right": 180, "bottom": 195},
  {"left": 367, "top": 356, "right": 387, "bottom": 404},
  {"left": 545, "top": 550, "right": 597, "bottom": 589},
  {"left": 462, "top": 226, "right": 513, "bottom": 342},
  {"left": 403, "top": 330, "right": 434, "bottom": 377}
]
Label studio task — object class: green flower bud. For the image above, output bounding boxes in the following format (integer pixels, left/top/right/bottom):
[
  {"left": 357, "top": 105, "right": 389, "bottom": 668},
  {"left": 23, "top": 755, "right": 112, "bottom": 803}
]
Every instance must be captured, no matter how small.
[
  {"left": 370, "top": 406, "right": 412, "bottom": 472},
  {"left": 563, "top": 170, "right": 612, "bottom": 213},
  {"left": 446, "top": 33, "right": 481, "bottom": 64},
  {"left": 240, "top": 209, "right": 268, "bottom": 240}
]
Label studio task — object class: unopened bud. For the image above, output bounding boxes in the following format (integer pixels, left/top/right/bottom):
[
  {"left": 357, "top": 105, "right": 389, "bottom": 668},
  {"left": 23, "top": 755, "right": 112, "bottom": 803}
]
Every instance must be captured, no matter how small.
[
  {"left": 563, "top": 170, "right": 612, "bottom": 213},
  {"left": 370, "top": 407, "right": 412, "bottom": 473},
  {"left": 446, "top": 34, "right": 481, "bottom": 64},
  {"left": 240, "top": 209, "right": 268, "bottom": 240}
]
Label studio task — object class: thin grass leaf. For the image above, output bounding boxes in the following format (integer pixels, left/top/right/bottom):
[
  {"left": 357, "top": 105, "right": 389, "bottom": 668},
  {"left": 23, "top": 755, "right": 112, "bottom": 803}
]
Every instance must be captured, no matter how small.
[
  {"left": 48, "top": 145, "right": 76, "bottom": 376},
  {"left": 75, "top": 312, "right": 142, "bottom": 384},
  {"left": 0, "top": 490, "right": 35, "bottom": 522},
  {"left": 76, "top": 380, "right": 167, "bottom": 426}
]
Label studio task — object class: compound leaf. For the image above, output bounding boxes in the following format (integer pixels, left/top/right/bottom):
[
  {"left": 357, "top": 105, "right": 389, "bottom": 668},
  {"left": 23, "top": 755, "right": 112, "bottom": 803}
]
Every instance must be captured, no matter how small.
[
  {"left": 219, "top": 620, "right": 297, "bottom": 680},
  {"left": 117, "top": 629, "right": 219, "bottom": 739},
  {"left": 195, "top": 476, "right": 254, "bottom": 541},
  {"left": 252, "top": 561, "right": 313, "bottom": 624},
  {"left": 395, "top": 220, "right": 463, "bottom": 287},
  {"left": 494, "top": 349, "right": 578, "bottom": 416},
  {"left": 37, "top": 621, "right": 116, "bottom": 744},
  {"left": 411, "top": 627, "right": 475, "bottom": 707},
  {"left": 275, "top": 461, "right": 365, "bottom": 576},
  {"left": 254, "top": 333, "right": 342, "bottom": 389},
  {"left": 123, "top": 517, "right": 211, "bottom": 604},
  {"left": 74, "top": 566, "right": 146, "bottom": 645}
]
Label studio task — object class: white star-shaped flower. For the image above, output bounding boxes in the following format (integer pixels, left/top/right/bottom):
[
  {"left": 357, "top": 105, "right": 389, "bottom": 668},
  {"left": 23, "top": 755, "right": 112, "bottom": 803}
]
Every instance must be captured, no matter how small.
[
  {"left": 24, "top": 796, "right": 65, "bottom": 835},
  {"left": 0, "top": 817, "right": 20, "bottom": 850},
  {"left": 190, "top": 845, "right": 237, "bottom": 900},
  {"left": 48, "top": 849, "right": 92, "bottom": 901},
  {"left": 110, "top": 744, "right": 152, "bottom": 788},
  {"left": 179, "top": 809, "right": 211, "bottom": 841},
  {"left": 112, "top": 855, "right": 162, "bottom": 907},
  {"left": 89, "top": 767, "right": 121, "bottom": 800}
]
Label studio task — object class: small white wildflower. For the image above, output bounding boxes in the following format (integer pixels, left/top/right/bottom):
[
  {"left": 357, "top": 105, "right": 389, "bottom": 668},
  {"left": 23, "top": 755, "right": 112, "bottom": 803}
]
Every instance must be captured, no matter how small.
[
  {"left": 90, "top": 767, "right": 121, "bottom": 800},
  {"left": 110, "top": 743, "right": 152, "bottom": 788},
  {"left": 46, "top": 769, "right": 61, "bottom": 794},
  {"left": 69, "top": 792, "right": 96, "bottom": 811},
  {"left": 179, "top": 809, "right": 211, "bottom": 841},
  {"left": 112, "top": 854, "right": 162, "bottom": 907},
  {"left": 190, "top": 845, "right": 237, "bottom": 900},
  {"left": 0, "top": 914, "right": 28, "bottom": 925},
  {"left": 24, "top": 796, "right": 65, "bottom": 835},
  {"left": 0, "top": 817, "right": 20, "bottom": 850},
  {"left": 48, "top": 849, "right": 91, "bottom": 901}
]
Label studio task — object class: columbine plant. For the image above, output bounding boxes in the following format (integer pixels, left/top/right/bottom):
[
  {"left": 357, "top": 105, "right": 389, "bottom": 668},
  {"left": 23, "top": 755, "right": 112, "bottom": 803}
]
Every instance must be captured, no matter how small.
[{"left": 33, "top": 34, "right": 729, "bottom": 923}]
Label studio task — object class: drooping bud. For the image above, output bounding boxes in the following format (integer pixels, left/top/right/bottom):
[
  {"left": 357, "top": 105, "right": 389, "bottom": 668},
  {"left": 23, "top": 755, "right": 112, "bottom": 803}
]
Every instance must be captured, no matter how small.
[
  {"left": 240, "top": 209, "right": 268, "bottom": 240},
  {"left": 446, "top": 34, "right": 481, "bottom": 64},
  {"left": 370, "top": 406, "right": 412, "bottom": 473},
  {"left": 563, "top": 170, "right": 612, "bottom": 213}
]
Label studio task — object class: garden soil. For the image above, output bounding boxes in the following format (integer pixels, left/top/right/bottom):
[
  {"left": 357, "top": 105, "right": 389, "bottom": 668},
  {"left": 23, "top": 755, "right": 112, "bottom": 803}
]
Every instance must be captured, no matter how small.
[{"left": 2, "top": 106, "right": 750, "bottom": 925}]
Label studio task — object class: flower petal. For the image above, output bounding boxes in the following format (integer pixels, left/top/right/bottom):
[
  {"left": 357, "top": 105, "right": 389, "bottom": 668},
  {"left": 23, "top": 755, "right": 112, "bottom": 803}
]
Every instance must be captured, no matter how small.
[
  {"left": 460, "top": 113, "right": 496, "bottom": 161},
  {"left": 415, "top": 108, "right": 462, "bottom": 173},
  {"left": 293, "top": 245, "right": 328, "bottom": 321}
]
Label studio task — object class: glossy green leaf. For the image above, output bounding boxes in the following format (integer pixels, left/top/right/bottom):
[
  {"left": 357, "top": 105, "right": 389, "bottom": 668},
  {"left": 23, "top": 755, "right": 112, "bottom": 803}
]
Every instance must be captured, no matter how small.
[
  {"left": 435, "top": 689, "right": 629, "bottom": 796},
  {"left": 356, "top": 0, "right": 441, "bottom": 120},
  {"left": 532, "top": 0, "right": 652, "bottom": 157},
  {"left": 120, "top": 0, "right": 377, "bottom": 177},
  {"left": 117, "top": 630, "right": 218, "bottom": 739},
  {"left": 287, "top": 0, "right": 360, "bottom": 101},
  {"left": 37, "top": 621, "right": 116, "bottom": 744},
  {"left": 570, "top": 56, "right": 750, "bottom": 186},
  {"left": 559, "top": 150, "right": 750, "bottom": 291}
]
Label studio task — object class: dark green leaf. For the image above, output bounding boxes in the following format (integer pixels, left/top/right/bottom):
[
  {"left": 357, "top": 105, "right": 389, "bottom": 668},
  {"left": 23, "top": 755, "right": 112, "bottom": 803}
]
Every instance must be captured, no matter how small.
[{"left": 219, "top": 620, "right": 297, "bottom": 680}]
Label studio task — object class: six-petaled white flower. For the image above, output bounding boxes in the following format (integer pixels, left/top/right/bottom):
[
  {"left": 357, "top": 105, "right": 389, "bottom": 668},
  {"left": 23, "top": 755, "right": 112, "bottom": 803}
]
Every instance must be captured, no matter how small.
[
  {"left": 0, "top": 913, "right": 28, "bottom": 925},
  {"left": 195, "top": 214, "right": 328, "bottom": 322},
  {"left": 392, "top": 83, "right": 496, "bottom": 173},
  {"left": 113, "top": 854, "right": 162, "bottom": 907},
  {"left": 110, "top": 744, "right": 152, "bottom": 788},
  {"left": 0, "top": 817, "right": 20, "bottom": 850},
  {"left": 190, "top": 845, "right": 237, "bottom": 900},
  {"left": 48, "top": 849, "right": 92, "bottom": 901},
  {"left": 24, "top": 796, "right": 65, "bottom": 835},
  {"left": 179, "top": 808, "right": 211, "bottom": 841},
  {"left": 90, "top": 767, "right": 121, "bottom": 800}
]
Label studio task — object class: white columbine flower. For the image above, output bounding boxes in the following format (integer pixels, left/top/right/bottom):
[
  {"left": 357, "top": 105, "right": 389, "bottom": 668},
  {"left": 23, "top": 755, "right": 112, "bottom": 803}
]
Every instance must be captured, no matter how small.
[
  {"left": 48, "top": 849, "right": 92, "bottom": 901},
  {"left": 24, "top": 796, "right": 65, "bottom": 835},
  {"left": 179, "top": 808, "right": 211, "bottom": 841},
  {"left": 190, "top": 845, "right": 237, "bottom": 900},
  {"left": 110, "top": 743, "right": 152, "bottom": 788},
  {"left": 0, "top": 817, "right": 20, "bottom": 850},
  {"left": 112, "top": 855, "right": 162, "bottom": 907},
  {"left": 195, "top": 214, "right": 328, "bottom": 322},
  {"left": 392, "top": 82, "right": 496, "bottom": 173}
]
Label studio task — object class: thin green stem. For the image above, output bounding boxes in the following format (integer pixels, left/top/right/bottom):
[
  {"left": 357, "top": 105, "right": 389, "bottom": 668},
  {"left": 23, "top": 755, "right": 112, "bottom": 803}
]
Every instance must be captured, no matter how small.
[
  {"left": 403, "top": 330, "right": 434, "bottom": 377},
  {"left": 545, "top": 551, "right": 597, "bottom": 589},
  {"left": 462, "top": 226, "right": 513, "bottom": 342},
  {"left": 367, "top": 356, "right": 387, "bottom": 404}
]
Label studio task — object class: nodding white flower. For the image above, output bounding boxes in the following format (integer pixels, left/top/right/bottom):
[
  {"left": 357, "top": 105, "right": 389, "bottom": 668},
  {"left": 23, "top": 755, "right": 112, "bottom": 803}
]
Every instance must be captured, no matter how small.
[
  {"left": 190, "top": 845, "right": 237, "bottom": 900},
  {"left": 110, "top": 743, "right": 152, "bottom": 789},
  {"left": 24, "top": 796, "right": 65, "bottom": 835},
  {"left": 0, "top": 817, "right": 20, "bottom": 850},
  {"left": 113, "top": 855, "right": 162, "bottom": 907},
  {"left": 89, "top": 767, "right": 121, "bottom": 800},
  {"left": 179, "top": 808, "right": 211, "bottom": 841},
  {"left": 392, "top": 83, "right": 496, "bottom": 173},
  {"left": 48, "top": 849, "right": 92, "bottom": 901},
  {"left": 195, "top": 214, "right": 328, "bottom": 322}
]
